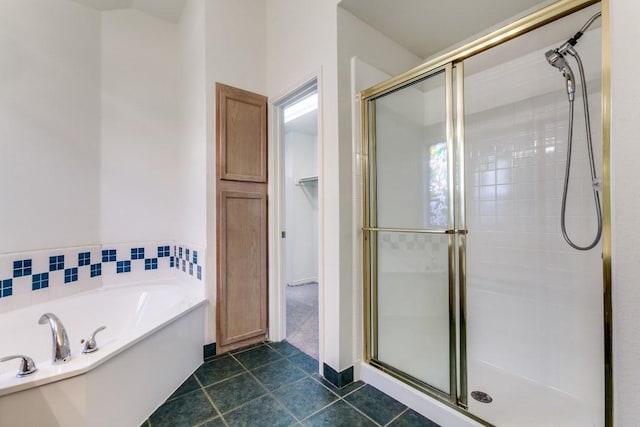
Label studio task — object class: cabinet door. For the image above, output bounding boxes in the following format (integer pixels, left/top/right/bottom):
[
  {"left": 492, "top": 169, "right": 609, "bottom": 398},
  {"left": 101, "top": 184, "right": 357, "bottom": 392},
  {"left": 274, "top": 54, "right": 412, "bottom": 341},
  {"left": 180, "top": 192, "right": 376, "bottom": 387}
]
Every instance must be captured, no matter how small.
[
  {"left": 216, "top": 83, "right": 269, "bottom": 353},
  {"left": 217, "top": 190, "right": 268, "bottom": 351},
  {"left": 217, "top": 83, "right": 267, "bottom": 183}
]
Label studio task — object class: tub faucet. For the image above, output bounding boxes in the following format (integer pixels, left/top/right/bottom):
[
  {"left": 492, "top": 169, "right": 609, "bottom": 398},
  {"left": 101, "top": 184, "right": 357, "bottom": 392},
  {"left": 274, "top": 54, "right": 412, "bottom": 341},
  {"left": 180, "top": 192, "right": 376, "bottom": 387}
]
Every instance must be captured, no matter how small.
[{"left": 38, "top": 313, "right": 71, "bottom": 363}]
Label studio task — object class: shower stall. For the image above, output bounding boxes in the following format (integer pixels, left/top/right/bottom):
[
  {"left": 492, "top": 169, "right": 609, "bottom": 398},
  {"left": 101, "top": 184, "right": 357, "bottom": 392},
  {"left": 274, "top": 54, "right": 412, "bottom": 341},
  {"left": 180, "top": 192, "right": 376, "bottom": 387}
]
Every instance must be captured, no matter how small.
[{"left": 361, "top": 1, "right": 610, "bottom": 426}]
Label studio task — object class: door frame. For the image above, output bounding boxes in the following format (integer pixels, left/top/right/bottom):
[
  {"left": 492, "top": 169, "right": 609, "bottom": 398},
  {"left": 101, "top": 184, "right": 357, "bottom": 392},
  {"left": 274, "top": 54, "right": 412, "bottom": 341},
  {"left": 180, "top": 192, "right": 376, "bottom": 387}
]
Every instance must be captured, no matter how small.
[
  {"left": 268, "top": 73, "right": 324, "bottom": 369},
  {"left": 361, "top": 63, "right": 462, "bottom": 405}
]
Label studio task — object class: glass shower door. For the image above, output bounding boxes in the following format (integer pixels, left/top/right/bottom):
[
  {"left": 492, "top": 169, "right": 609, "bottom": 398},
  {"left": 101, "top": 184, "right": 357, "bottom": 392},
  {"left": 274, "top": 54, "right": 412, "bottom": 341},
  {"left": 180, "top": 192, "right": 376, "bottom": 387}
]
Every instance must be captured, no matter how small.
[{"left": 365, "top": 65, "right": 457, "bottom": 399}]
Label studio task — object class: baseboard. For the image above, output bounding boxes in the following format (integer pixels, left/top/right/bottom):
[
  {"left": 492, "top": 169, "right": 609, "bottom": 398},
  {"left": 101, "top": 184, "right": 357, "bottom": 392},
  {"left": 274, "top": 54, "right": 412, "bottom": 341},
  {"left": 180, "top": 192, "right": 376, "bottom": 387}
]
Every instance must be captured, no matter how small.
[
  {"left": 203, "top": 342, "right": 216, "bottom": 360},
  {"left": 287, "top": 277, "right": 318, "bottom": 287},
  {"left": 360, "top": 363, "right": 483, "bottom": 427},
  {"left": 323, "top": 363, "right": 354, "bottom": 388}
]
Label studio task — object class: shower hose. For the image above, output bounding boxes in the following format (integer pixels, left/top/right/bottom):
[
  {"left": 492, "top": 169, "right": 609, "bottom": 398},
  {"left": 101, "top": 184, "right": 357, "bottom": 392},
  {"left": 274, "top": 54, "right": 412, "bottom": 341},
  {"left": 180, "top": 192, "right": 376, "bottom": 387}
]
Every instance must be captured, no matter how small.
[{"left": 561, "top": 48, "right": 603, "bottom": 251}]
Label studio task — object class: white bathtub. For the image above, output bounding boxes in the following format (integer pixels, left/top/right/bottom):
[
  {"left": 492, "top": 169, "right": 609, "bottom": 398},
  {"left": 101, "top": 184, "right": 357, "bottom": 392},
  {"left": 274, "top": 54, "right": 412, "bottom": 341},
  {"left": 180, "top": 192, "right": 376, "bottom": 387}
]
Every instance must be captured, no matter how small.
[{"left": 0, "top": 280, "right": 206, "bottom": 427}]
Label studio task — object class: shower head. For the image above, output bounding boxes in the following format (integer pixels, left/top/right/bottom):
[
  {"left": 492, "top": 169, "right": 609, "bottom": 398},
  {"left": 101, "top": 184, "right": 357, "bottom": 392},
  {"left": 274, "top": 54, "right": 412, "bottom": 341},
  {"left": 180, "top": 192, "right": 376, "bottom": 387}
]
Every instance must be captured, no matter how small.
[
  {"left": 553, "top": 11, "right": 602, "bottom": 56},
  {"left": 544, "top": 12, "right": 601, "bottom": 103},
  {"left": 545, "top": 49, "right": 566, "bottom": 69},
  {"left": 545, "top": 49, "right": 575, "bottom": 102}
]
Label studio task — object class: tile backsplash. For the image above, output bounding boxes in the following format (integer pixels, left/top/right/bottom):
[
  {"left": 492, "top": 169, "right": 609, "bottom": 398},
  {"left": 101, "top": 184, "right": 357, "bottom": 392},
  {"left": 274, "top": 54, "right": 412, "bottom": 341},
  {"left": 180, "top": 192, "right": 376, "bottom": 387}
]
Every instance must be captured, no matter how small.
[{"left": 0, "top": 241, "right": 205, "bottom": 313}]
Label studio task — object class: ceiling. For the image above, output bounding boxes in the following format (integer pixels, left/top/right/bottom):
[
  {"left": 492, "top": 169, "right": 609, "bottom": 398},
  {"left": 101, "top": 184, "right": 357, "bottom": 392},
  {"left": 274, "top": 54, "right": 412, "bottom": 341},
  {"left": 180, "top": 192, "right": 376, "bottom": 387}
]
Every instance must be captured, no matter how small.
[
  {"left": 69, "top": 0, "right": 186, "bottom": 23},
  {"left": 339, "top": 0, "right": 550, "bottom": 59}
]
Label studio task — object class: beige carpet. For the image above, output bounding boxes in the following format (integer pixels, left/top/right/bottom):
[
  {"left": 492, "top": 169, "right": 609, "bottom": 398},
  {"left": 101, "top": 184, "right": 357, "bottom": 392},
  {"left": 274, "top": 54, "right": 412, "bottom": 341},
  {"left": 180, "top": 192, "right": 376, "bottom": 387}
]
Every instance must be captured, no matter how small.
[{"left": 286, "top": 282, "right": 319, "bottom": 360}]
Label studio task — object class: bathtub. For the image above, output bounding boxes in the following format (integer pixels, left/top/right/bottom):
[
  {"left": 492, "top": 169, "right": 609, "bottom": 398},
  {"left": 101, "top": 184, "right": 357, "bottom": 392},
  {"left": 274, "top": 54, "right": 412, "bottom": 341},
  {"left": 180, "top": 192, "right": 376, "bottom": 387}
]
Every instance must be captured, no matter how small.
[{"left": 0, "top": 280, "right": 206, "bottom": 427}]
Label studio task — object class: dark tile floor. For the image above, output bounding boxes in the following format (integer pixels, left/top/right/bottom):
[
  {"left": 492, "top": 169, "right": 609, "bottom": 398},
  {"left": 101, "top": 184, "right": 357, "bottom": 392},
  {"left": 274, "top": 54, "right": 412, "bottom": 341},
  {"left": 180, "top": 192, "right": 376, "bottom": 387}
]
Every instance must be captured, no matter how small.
[{"left": 143, "top": 341, "right": 441, "bottom": 427}]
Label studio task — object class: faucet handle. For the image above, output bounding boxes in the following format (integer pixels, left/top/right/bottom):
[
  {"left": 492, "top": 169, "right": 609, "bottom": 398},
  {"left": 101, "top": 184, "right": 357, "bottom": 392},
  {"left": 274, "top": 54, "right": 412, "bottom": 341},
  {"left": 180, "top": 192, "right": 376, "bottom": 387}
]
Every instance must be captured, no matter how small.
[
  {"left": 83, "top": 326, "right": 106, "bottom": 354},
  {"left": 0, "top": 355, "right": 38, "bottom": 377}
]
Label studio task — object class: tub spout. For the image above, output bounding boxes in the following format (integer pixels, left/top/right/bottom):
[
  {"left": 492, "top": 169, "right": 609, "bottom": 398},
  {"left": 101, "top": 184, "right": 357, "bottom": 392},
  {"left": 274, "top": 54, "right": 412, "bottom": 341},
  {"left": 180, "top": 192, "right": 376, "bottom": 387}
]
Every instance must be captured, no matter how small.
[{"left": 38, "top": 313, "right": 71, "bottom": 363}]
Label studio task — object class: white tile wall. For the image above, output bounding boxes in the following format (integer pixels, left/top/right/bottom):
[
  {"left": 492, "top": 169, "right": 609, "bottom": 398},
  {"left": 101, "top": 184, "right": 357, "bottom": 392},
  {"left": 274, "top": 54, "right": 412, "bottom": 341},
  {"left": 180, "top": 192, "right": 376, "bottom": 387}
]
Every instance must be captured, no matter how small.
[{"left": 464, "top": 24, "right": 604, "bottom": 423}]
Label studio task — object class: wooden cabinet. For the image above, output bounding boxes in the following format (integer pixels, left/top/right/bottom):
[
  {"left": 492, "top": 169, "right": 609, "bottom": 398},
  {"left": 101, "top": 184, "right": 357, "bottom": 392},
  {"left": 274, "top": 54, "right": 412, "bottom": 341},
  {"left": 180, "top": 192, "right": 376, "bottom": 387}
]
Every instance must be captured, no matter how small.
[{"left": 215, "top": 83, "right": 268, "bottom": 353}]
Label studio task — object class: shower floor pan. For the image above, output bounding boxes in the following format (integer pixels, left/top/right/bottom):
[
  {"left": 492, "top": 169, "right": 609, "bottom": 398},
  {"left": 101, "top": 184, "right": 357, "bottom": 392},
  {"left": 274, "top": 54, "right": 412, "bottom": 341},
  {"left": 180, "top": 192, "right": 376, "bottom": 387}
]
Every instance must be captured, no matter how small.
[{"left": 467, "top": 360, "right": 602, "bottom": 427}]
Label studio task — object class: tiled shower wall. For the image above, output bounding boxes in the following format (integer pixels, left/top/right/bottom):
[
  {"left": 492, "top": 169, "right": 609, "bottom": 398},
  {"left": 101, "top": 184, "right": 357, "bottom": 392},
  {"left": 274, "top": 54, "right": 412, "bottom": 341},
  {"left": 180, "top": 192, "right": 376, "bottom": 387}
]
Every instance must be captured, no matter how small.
[
  {"left": 464, "top": 27, "right": 603, "bottom": 402},
  {"left": 0, "top": 242, "right": 205, "bottom": 314}
]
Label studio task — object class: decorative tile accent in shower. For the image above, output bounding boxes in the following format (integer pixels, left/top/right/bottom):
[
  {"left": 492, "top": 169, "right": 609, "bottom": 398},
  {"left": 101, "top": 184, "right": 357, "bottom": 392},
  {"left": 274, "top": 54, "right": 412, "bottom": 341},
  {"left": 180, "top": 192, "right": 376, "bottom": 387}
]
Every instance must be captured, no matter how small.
[{"left": 378, "top": 232, "right": 448, "bottom": 273}]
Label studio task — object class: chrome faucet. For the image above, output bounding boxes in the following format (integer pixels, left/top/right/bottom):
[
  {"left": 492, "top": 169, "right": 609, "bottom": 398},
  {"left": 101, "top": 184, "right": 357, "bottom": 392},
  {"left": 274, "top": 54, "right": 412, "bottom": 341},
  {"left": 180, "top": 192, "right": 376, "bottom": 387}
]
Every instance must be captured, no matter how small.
[
  {"left": 82, "top": 326, "right": 106, "bottom": 354},
  {"left": 38, "top": 313, "right": 71, "bottom": 363},
  {"left": 0, "top": 355, "right": 38, "bottom": 377}
]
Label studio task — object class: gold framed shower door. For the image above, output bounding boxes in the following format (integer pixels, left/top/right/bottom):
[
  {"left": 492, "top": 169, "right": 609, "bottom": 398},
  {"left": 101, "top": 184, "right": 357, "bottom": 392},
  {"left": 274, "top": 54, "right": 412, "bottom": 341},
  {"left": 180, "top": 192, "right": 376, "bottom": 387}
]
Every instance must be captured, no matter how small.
[{"left": 360, "top": 0, "right": 611, "bottom": 426}]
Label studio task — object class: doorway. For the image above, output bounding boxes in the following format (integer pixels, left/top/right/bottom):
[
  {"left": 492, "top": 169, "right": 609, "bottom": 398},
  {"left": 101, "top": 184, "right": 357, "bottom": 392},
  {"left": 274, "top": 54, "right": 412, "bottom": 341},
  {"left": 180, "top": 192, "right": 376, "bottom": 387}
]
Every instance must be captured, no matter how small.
[{"left": 277, "top": 81, "right": 319, "bottom": 360}]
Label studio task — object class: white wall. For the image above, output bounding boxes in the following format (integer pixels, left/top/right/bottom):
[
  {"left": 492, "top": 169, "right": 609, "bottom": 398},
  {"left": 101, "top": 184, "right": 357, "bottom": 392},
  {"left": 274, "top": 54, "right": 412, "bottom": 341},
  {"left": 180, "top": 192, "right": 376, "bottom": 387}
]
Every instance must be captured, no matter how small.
[
  {"left": 177, "top": 0, "right": 206, "bottom": 249},
  {"left": 0, "top": 0, "right": 101, "bottom": 253},
  {"left": 263, "top": 0, "right": 421, "bottom": 373},
  {"left": 203, "top": 0, "right": 266, "bottom": 343},
  {"left": 610, "top": 0, "right": 640, "bottom": 424},
  {"left": 265, "top": 0, "right": 340, "bottom": 369},
  {"left": 284, "top": 128, "right": 318, "bottom": 285},
  {"left": 100, "top": 9, "right": 179, "bottom": 244},
  {"left": 337, "top": 6, "right": 424, "bottom": 375}
]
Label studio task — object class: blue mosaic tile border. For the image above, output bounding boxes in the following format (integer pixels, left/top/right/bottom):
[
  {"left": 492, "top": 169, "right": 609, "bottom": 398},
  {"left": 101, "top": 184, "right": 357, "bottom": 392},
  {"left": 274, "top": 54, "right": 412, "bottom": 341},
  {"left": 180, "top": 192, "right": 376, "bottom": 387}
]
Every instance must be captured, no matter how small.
[
  {"left": 0, "top": 242, "right": 205, "bottom": 303},
  {"left": 1, "top": 279, "right": 13, "bottom": 298},
  {"left": 174, "top": 244, "right": 203, "bottom": 281},
  {"left": 0, "top": 247, "right": 102, "bottom": 300},
  {"left": 100, "top": 243, "right": 175, "bottom": 277}
]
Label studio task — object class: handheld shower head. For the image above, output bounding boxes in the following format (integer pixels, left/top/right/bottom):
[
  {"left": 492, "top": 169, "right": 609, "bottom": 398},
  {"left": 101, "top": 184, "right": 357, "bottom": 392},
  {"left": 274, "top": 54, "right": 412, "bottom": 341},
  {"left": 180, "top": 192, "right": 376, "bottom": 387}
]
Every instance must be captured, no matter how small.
[
  {"left": 545, "top": 49, "right": 575, "bottom": 102},
  {"left": 545, "top": 49, "right": 565, "bottom": 68}
]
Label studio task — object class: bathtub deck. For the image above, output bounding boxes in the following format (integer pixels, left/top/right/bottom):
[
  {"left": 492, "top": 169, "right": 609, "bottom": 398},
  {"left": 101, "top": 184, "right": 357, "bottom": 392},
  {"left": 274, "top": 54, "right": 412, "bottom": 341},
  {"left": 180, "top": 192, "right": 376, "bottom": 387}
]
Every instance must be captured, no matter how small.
[{"left": 144, "top": 341, "right": 440, "bottom": 427}]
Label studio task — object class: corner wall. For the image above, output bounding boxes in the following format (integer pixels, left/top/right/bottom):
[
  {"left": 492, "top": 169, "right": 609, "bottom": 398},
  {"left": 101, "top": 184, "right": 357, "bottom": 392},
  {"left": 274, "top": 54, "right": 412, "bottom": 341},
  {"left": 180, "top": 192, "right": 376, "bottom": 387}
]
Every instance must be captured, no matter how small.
[
  {"left": 265, "top": 0, "right": 421, "bottom": 375},
  {"left": 337, "top": 6, "right": 423, "bottom": 374},
  {"left": 266, "top": 0, "right": 341, "bottom": 371},
  {"left": 100, "top": 9, "right": 180, "bottom": 244},
  {"left": 202, "top": 0, "right": 267, "bottom": 343},
  {"left": 610, "top": 0, "right": 640, "bottom": 424},
  {"left": 0, "top": 0, "right": 101, "bottom": 253},
  {"left": 177, "top": 0, "right": 207, "bottom": 249}
]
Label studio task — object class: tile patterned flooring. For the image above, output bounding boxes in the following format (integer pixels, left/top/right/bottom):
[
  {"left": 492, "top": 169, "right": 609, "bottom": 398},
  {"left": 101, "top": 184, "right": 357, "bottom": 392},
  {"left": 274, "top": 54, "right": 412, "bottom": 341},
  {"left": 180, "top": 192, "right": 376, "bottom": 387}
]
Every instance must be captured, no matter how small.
[{"left": 143, "top": 341, "right": 441, "bottom": 427}]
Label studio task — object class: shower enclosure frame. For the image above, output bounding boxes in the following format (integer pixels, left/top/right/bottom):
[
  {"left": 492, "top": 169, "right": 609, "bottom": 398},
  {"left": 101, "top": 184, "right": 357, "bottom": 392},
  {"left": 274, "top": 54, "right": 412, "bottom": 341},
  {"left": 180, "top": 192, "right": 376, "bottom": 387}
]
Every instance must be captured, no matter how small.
[{"left": 360, "top": 0, "right": 612, "bottom": 425}]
